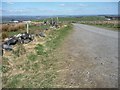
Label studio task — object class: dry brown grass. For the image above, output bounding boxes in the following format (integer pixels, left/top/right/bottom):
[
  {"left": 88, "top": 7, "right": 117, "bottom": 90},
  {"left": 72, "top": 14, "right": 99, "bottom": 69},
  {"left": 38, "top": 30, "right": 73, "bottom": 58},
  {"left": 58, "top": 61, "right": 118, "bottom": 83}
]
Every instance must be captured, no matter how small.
[
  {"left": 2, "top": 32, "right": 9, "bottom": 40},
  {"left": 2, "top": 23, "right": 25, "bottom": 32},
  {"left": 1, "top": 23, "right": 26, "bottom": 40}
]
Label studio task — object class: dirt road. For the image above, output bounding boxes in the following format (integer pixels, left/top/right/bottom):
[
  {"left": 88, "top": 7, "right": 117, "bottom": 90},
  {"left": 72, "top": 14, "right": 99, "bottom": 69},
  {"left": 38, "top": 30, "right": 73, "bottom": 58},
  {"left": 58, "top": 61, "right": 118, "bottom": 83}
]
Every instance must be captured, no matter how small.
[{"left": 56, "top": 24, "right": 118, "bottom": 88}]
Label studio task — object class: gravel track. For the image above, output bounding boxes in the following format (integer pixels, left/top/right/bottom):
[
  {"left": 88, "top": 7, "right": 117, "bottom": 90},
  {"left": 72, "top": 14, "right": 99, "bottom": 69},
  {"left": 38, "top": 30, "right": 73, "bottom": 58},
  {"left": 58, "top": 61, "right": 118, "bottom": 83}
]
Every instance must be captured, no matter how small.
[{"left": 58, "top": 24, "right": 118, "bottom": 88}]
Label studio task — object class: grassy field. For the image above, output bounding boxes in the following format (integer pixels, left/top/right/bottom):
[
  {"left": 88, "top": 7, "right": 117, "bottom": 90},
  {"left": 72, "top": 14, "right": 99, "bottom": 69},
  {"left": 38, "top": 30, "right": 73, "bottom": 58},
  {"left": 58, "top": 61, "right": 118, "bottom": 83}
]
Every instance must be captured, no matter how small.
[
  {"left": 2, "top": 24, "right": 73, "bottom": 88},
  {"left": 79, "top": 20, "right": 119, "bottom": 31},
  {"left": 36, "top": 16, "right": 105, "bottom": 22},
  {"left": 36, "top": 16, "right": 119, "bottom": 30},
  {"left": 87, "top": 23, "right": 119, "bottom": 31}
]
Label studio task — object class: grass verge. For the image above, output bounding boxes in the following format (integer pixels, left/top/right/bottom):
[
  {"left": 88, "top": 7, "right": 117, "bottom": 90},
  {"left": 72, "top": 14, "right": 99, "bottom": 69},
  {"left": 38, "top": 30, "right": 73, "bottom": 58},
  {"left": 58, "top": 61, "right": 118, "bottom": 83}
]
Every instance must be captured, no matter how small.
[
  {"left": 80, "top": 23, "right": 119, "bottom": 31},
  {"left": 46, "top": 24, "right": 73, "bottom": 52},
  {"left": 3, "top": 24, "right": 73, "bottom": 88}
]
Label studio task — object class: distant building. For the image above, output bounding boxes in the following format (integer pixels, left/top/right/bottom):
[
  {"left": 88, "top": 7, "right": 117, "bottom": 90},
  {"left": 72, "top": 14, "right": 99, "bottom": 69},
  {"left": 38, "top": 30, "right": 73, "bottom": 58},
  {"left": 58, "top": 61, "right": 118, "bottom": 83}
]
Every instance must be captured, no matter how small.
[
  {"left": 13, "top": 21, "right": 19, "bottom": 23},
  {"left": 104, "top": 15, "right": 120, "bottom": 20},
  {"left": 10, "top": 20, "right": 19, "bottom": 23},
  {"left": 23, "top": 20, "right": 32, "bottom": 23},
  {"left": 106, "top": 18, "right": 111, "bottom": 21}
]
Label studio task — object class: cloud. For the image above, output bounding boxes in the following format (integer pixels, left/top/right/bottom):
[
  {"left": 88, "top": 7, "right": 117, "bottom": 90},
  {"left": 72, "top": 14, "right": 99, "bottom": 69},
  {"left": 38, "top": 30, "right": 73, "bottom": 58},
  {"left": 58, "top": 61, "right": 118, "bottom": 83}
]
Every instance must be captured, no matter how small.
[
  {"left": 2, "top": 2, "right": 118, "bottom": 16},
  {"left": 59, "top": 4, "right": 65, "bottom": 6},
  {"left": 6, "top": 2, "right": 14, "bottom": 4},
  {"left": 79, "top": 4, "right": 88, "bottom": 7},
  {"left": 59, "top": 3, "right": 88, "bottom": 8},
  {"left": 2, "top": 0, "right": 120, "bottom": 2},
  {"left": 0, "top": 9, "right": 2, "bottom": 13},
  {"left": 2, "top": 9, "right": 31, "bottom": 14},
  {"left": 9, "top": 10, "right": 25, "bottom": 13}
]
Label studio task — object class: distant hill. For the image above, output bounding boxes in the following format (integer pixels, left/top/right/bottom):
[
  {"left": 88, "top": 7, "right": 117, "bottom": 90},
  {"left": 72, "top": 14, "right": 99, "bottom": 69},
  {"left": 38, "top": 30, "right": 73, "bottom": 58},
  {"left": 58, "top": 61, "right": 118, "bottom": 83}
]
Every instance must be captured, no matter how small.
[
  {"left": 2, "top": 15, "right": 118, "bottom": 23},
  {"left": 2, "top": 16, "right": 50, "bottom": 23}
]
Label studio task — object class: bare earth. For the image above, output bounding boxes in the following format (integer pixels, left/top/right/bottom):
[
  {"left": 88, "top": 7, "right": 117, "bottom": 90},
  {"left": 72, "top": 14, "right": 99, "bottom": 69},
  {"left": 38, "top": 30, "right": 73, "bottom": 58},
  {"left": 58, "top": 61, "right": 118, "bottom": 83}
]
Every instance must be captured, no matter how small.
[{"left": 55, "top": 24, "right": 118, "bottom": 88}]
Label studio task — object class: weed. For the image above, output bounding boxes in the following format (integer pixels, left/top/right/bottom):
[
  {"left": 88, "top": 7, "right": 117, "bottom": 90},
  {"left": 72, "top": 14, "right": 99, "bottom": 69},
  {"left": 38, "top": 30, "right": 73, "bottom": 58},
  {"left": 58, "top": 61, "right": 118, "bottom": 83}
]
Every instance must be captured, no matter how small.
[
  {"left": 27, "top": 53, "right": 37, "bottom": 61},
  {"left": 12, "top": 44, "right": 26, "bottom": 57},
  {"left": 2, "top": 65, "right": 10, "bottom": 73},
  {"left": 35, "top": 44, "right": 45, "bottom": 55},
  {"left": 6, "top": 74, "right": 23, "bottom": 88},
  {"left": 39, "top": 72, "right": 57, "bottom": 88},
  {"left": 2, "top": 57, "right": 10, "bottom": 73}
]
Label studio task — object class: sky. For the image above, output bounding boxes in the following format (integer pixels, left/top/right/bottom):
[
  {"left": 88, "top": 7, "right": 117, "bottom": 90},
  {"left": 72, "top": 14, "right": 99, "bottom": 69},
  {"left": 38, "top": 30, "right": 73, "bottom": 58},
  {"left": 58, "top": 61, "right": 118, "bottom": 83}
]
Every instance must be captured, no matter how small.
[
  {"left": 1, "top": 2, "right": 118, "bottom": 16},
  {"left": 2, "top": 0, "right": 120, "bottom": 2}
]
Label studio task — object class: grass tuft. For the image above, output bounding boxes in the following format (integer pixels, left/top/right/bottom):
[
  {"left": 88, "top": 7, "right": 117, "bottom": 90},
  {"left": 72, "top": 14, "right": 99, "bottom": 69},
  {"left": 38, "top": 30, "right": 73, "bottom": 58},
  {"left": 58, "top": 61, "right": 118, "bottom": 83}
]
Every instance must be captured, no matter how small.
[
  {"left": 35, "top": 44, "right": 46, "bottom": 55},
  {"left": 27, "top": 53, "right": 37, "bottom": 61},
  {"left": 12, "top": 44, "right": 26, "bottom": 57}
]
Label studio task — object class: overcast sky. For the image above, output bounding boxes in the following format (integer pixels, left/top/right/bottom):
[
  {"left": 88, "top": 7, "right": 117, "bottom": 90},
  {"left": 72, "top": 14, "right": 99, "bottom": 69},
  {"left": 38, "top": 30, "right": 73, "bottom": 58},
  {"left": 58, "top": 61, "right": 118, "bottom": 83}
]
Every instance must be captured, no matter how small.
[
  {"left": 2, "top": 0, "right": 120, "bottom": 2},
  {"left": 2, "top": 2, "right": 118, "bottom": 16}
]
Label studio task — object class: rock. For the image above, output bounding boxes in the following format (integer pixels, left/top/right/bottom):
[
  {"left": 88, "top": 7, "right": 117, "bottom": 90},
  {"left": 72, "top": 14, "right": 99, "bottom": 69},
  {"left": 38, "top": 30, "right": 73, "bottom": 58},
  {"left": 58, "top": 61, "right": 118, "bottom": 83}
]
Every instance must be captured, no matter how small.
[
  {"left": 2, "top": 44, "right": 12, "bottom": 51},
  {"left": 39, "top": 32, "right": 46, "bottom": 37}
]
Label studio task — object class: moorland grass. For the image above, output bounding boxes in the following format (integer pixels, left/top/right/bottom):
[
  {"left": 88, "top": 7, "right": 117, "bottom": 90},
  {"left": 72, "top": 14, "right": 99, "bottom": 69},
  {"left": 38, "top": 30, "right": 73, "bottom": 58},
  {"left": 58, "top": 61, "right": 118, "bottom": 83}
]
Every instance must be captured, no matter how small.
[{"left": 3, "top": 24, "right": 73, "bottom": 88}]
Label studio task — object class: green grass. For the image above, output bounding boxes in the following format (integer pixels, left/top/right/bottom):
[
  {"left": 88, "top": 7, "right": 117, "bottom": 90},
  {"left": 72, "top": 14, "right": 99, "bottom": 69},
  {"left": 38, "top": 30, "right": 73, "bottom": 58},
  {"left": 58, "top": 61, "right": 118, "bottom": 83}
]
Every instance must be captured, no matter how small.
[
  {"left": 29, "top": 25, "right": 40, "bottom": 29},
  {"left": 95, "top": 24, "right": 119, "bottom": 30},
  {"left": 39, "top": 71, "right": 57, "bottom": 88},
  {"left": 35, "top": 24, "right": 73, "bottom": 55},
  {"left": 32, "top": 24, "right": 72, "bottom": 87},
  {"left": 12, "top": 44, "right": 26, "bottom": 57},
  {"left": 2, "top": 57, "right": 10, "bottom": 73},
  {"left": 59, "top": 16, "right": 105, "bottom": 22},
  {"left": 40, "top": 24, "right": 50, "bottom": 30},
  {"left": 46, "top": 25, "right": 73, "bottom": 51},
  {"left": 37, "top": 16, "right": 105, "bottom": 23},
  {"left": 3, "top": 23, "right": 73, "bottom": 88},
  {"left": 81, "top": 22, "right": 119, "bottom": 31},
  {"left": 6, "top": 74, "right": 23, "bottom": 88},
  {"left": 27, "top": 53, "right": 37, "bottom": 61},
  {"left": 29, "top": 24, "right": 50, "bottom": 34},
  {"left": 35, "top": 44, "right": 46, "bottom": 55},
  {"left": 30, "top": 24, "right": 49, "bottom": 30},
  {"left": 9, "top": 31, "right": 22, "bottom": 36},
  {"left": 2, "top": 65, "right": 10, "bottom": 73}
]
